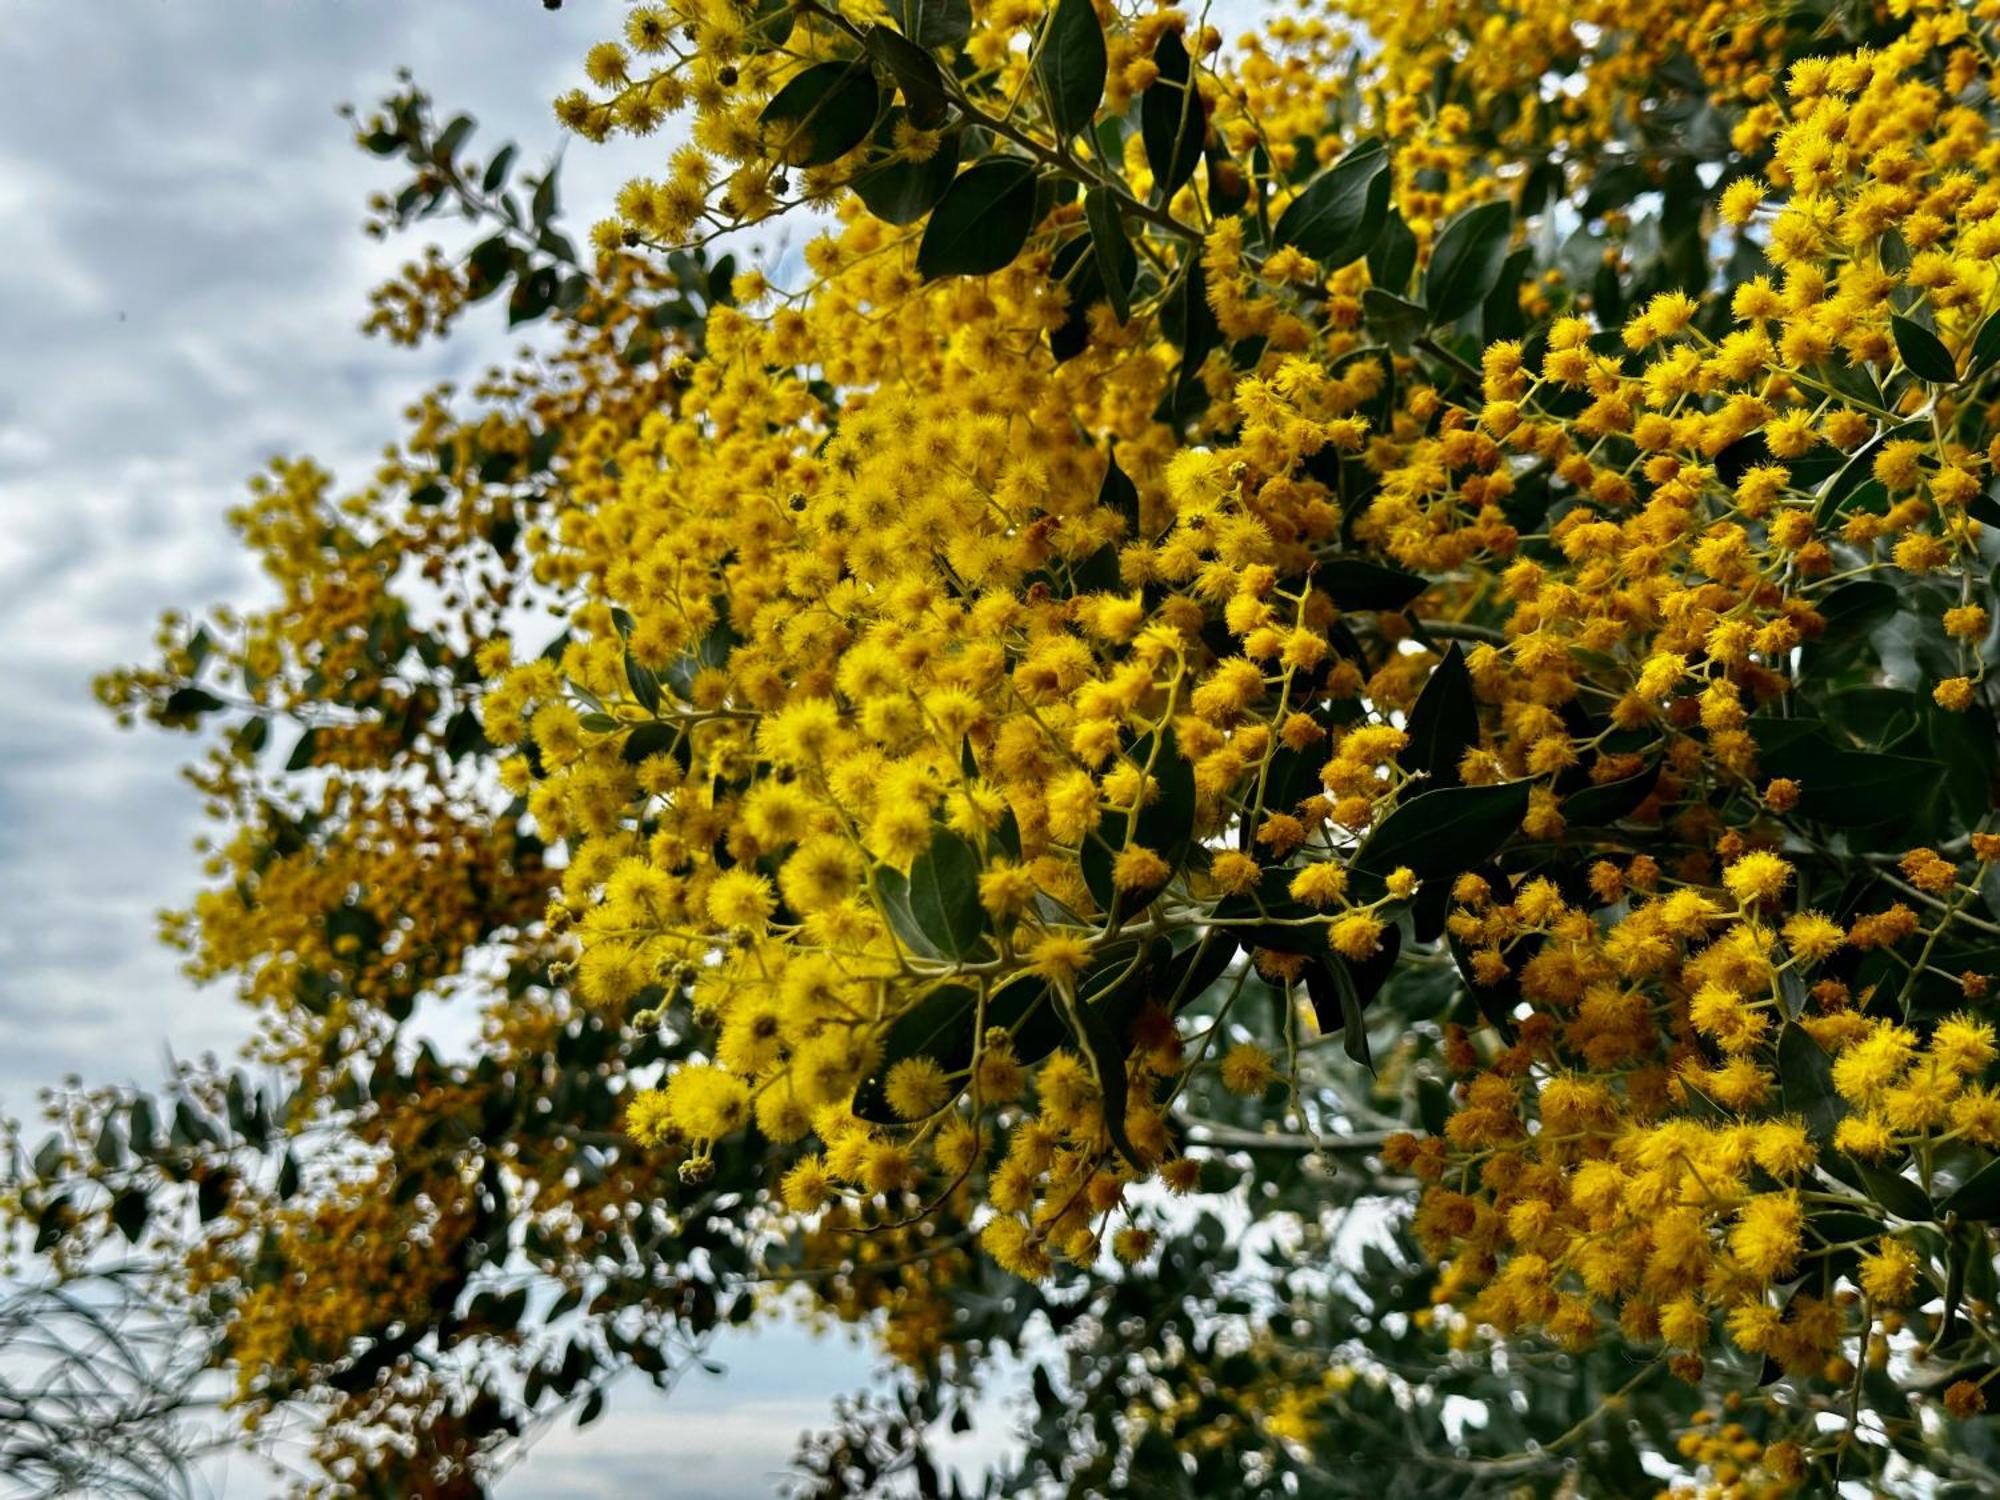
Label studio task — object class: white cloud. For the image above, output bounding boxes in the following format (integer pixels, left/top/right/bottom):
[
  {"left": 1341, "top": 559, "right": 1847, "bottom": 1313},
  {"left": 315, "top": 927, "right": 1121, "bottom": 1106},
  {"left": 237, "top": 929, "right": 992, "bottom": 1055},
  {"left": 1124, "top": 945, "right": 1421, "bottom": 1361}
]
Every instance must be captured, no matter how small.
[{"left": 0, "top": 4, "right": 883, "bottom": 1493}]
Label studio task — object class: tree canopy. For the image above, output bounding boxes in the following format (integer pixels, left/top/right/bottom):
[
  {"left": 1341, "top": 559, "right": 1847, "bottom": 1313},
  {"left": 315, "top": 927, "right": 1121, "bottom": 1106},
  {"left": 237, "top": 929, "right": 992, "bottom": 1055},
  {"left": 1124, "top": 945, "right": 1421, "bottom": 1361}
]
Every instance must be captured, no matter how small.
[{"left": 13, "top": 0, "right": 2000, "bottom": 1494}]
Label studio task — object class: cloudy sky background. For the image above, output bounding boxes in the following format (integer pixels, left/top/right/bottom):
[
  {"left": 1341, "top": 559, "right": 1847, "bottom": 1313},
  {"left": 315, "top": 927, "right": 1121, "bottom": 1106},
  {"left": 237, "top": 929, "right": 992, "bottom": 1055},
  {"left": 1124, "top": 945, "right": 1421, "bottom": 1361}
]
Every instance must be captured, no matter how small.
[{"left": 0, "top": 3, "right": 941, "bottom": 1493}]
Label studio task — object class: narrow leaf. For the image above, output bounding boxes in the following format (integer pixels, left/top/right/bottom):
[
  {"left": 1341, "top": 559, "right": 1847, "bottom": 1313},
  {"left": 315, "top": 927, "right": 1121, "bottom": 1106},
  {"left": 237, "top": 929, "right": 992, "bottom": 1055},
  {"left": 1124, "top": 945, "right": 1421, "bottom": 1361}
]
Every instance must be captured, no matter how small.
[
  {"left": 1139, "top": 30, "right": 1203, "bottom": 201},
  {"left": 1084, "top": 186, "right": 1134, "bottom": 324}
]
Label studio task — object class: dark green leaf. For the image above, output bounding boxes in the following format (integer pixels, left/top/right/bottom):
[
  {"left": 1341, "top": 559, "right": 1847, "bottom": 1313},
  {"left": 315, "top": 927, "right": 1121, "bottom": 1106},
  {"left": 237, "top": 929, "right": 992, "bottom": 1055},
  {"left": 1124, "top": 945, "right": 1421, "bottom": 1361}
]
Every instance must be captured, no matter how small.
[
  {"left": 1793, "top": 750, "right": 1939, "bottom": 827},
  {"left": 1482, "top": 246, "right": 1532, "bottom": 344},
  {"left": 1140, "top": 31, "right": 1203, "bottom": 202},
  {"left": 433, "top": 114, "right": 474, "bottom": 164},
  {"left": 198, "top": 1168, "right": 232, "bottom": 1223},
  {"left": 852, "top": 117, "right": 962, "bottom": 226},
  {"left": 1334, "top": 957, "right": 1372, "bottom": 1072},
  {"left": 852, "top": 983, "right": 976, "bottom": 1122},
  {"left": 465, "top": 234, "right": 514, "bottom": 299},
  {"left": 1084, "top": 187, "right": 1135, "bottom": 324},
  {"left": 1366, "top": 207, "right": 1417, "bottom": 295},
  {"left": 1847, "top": 1159, "right": 1935, "bottom": 1222},
  {"left": 1416, "top": 1076, "right": 1450, "bottom": 1135},
  {"left": 1074, "top": 963, "right": 1147, "bottom": 1167},
  {"left": 895, "top": 0, "right": 970, "bottom": 49},
  {"left": 1424, "top": 200, "right": 1512, "bottom": 326},
  {"left": 164, "top": 686, "right": 226, "bottom": 720},
  {"left": 874, "top": 865, "right": 943, "bottom": 960},
  {"left": 1806, "top": 580, "right": 1900, "bottom": 672},
  {"left": 1318, "top": 557, "right": 1425, "bottom": 611},
  {"left": 1098, "top": 445, "right": 1139, "bottom": 531},
  {"left": 1271, "top": 139, "right": 1389, "bottom": 270},
  {"left": 508, "top": 264, "right": 557, "bottom": 326},
  {"left": 625, "top": 651, "right": 662, "bottom": 715},
  {"left": 760, "top": 60, "right": 880, "bottom": 168},
  {"left": 1972, "top": 308, "right": 2000, "bottom": 377},
  {"left": 481, "top": 144, "right": 516, "bottom": 193},
  {"left": 908, "top": 829, "right": 989, "bottom": 959},
  {"left": 987, "top": 973, "right": 1066, "bottom": 1063},
  {"left": 1940, "top": 1155, "right": 2000, "bottom": 1220},
  {"left": 864, "top": 25, "right": 949, "bottom": 129},
  {"left": 1355, "top": 781, "right": 1529, "bottom": 880},
  {"left": 1401, "top": 641, "right": 1476, "bottom": 792},
  {"left": 94, "top": 1116, "right": 124, "bottom": 1170},
  {"left": 1814, "top": 421, "right": 1926, "bottom": 523},
  {"left": 621, "top": 720, "right": 685, "bottom": 769},
  {"left": 1927, "top": 699, "right": 1996, "bottom": 829},
  {"left": 1035, "top": 0, "right": 1106, "bottom": 140},
  {"left": 128, "top": 1095, "right": 157, "bottom": 1156},
  {"left": 1891, "top": 313, "right": 1958, "bottom": 383},
  {"left": 1360, "top": 287, "right": 1428, "bottom": 349},
  {"left": 1778, "top": 1023, "right": 1843, "bottom": 1144},
  {"left": 916, "top": 158, "right": 1038, "bottom": 280},
  {"left": 1561, "top": 763, "right": 1660, "bottom": 826}
]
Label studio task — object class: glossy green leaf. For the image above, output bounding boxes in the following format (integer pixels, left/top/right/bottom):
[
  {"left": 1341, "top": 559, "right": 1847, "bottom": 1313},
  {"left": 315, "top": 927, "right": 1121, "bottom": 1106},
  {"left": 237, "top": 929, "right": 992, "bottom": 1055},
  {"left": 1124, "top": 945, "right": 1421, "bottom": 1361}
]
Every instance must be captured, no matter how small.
[
  {"left": 1139, "top": 30, "right": 1203, "bottom": 201},
  {"left": 1401, "top": 641, "right": 1475, "bottom": 792},
  {"left": 1097, "top": 445, "right": 1139, "bottom": 531},
  {"left": 1272, "top": 139, "right": 1389, "bottom": 270},
  {"left": 1074, "top": 960, "right": 1148, "bottom": 1167},
  {"left": 1971, "top": 307, "right": 2000, "bottom": 376},
  {"left": 1333, "top": 957, "right": 1372, "bottom": 1072},
  {"left": 1354, "top": 781, "right": 1530, "bottom": 880},
  {"left": 874, "top": 865, "right": 944, "bottom": 959},
  {"left": 625, "top": 650, "right": 662, "bottom": 715},
  {"left": 127, "top": 1095, "right": 157, "bottom": 1156},
  {"left": 851, "top": 983, "right": 977, "bottom": 1122},
  {"left": 111, "top": 1188, "right": 149, "bottom": 1244},
  {"left": 1084, "top": 187, "right": 1135, "bottom": 324},
  {"left": 760, "top": 61, "right": 880, "bottom": 168},
  {"left": 1941, "top": 1155, "right": 2000, "bottom": 1220},
  {"left": 1424, "top": 200, "right": 1512, "bottom": 326},
  {"left": 1035, "top": 0, "right": 1106, "bottom": 140},
  {"left": 1814, "top": 421, "right": 1926, "bottom": 523},
  {"left": 1360, "top": 287, "right": 1428, "bottom": 348},
  {"left": 987, "top": 973, "right": 1066, "bottom": 1063},
  {"left": 1891, "top": 313, "right": 1958, "bottom": 383},
  {"left": 1778, "top": 1024, "right": 1843, "bottom": 1143},
  {"left": 481, "top": 144, "right": 515, "bottom": 193},
  {"left": 1927, "top": 699, "right": 1997, "bottom": 828},
  {"left": 1366, "top": 207, "right": 1417, "bottom": 295},
  {"left": 286, "top": 727, "right": 320, "bottom": 772},
  {"left": 1318, "top": 557, "right": 1425, "bottom": 611},
  {"left": 895, "top": 0, "right": 970, "bottom": 49},
  {"left": 1793, "top": 749, "right": 1939, "bottom": 826},
  {"left": 864, "top": 25, "right": 949, "bottom": 129},
  {"left": 852, "top": 117, "right": 961, "bottom": 226},
  {"left": 908, "top": 829, "right": 989, "bottom": 959},
  {"left": 164, "top": 686, "right": 226, "bottom": 720},
  {"left": 1561, "top": 763, "right": 1660, "bottom": 826},
  {"left": 916, "top": 158, "right": 1038, "bottom": 280},
  {"left": 1847, "top": 1158, "right": 1935, "bottom": 1222}
]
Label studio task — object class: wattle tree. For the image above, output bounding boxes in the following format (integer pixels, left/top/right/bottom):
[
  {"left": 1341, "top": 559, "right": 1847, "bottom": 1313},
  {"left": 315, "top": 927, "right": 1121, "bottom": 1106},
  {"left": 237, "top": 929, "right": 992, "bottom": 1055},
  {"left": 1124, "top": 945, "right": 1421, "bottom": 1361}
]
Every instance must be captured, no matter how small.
[{"left": 12, "top": 1, "right": 2000, "bottom": 1494}]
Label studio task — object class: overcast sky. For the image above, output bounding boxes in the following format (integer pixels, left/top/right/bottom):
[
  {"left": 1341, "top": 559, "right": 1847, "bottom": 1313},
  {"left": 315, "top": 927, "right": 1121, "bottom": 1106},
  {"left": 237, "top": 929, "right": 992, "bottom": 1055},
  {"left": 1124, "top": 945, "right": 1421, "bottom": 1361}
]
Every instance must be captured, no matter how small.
[{"left": 0, "top": 3, "right": 923, "bottom": 1494}]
